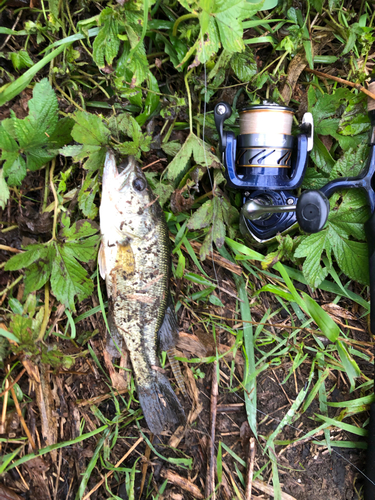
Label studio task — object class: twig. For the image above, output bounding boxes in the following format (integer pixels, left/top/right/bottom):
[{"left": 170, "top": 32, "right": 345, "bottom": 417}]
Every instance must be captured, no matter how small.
[
  {"left": 0, "top": 275, "right": 24, "bottom": 298},
  {"left": 0, "top": 368, "right": 26, "bottom": 399},
  {"left": 305, "top": 68, "right": 375, "bottom": 100},
  {"left": 160, "top": 469, "right": 204, "bottom": 498},
  {"left": 0, "top": 244, "right": 23, "bottom": 253},
  {"left": 141, "top": 158, "right": 168, "bottom": 170},
  {"left": 139, "top": 437, "right": 152, "bottom": 500},
  {"left": 10, "top": 383, "right": 38, "bottom": 453},
  {"left": 206, "top": 360, "right": 218, "bottom": 500},
  {"left": 245, "top": 437, "right": 256, "bottom": 500},
  {"left": 0, "top": 11, "right": 22, "bottom": 50},
  {"left": 0, "top": 366, "right": 9, "bottom": 452},
  {"left": 82, "top": 436, "right": 143, "bottom": 499},
  {"left": 54, "top": 448, "right": 63, "bottom": 500}
]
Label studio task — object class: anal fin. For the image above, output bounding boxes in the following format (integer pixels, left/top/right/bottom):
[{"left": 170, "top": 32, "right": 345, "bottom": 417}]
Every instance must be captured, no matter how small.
[{"left": 167, "top": 347, "right": 188, "bottom": 398}]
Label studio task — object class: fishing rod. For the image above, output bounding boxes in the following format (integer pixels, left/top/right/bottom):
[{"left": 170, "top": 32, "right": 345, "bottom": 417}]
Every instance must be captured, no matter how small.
[{"left": 214, "top": 81, "right": 375, "bottom": 498}]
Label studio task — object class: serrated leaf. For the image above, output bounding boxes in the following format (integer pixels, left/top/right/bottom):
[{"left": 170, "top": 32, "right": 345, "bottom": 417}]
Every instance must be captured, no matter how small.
[
  {"left": 78, "top": 176, "right": 99, "bottom": 219},
  {"left": 19, "top": 78, "right": 58, "bottom": 147},
  {"left": 2, "top": 153, "right": 26, "bottom": 186},
  {"left": 5, "top": 244, "right": 47, "bottom": 271},
  {"left": 0, "top": 169, "right": 9, "bottom": 209},
  {"left": 51, "top": 241, "right": 94, "bottom": 311},
  {"left": 71, "top": 112, "right": 110, "bottom": 147},
  {"left": 212, "top": 214, "right": 225, "bottom": 248},
  {"left": 329, "top": 225, "right": 368, "bottom": 285},
  {"left": 329, "top": 143, "right": 368, "bottom": 180},
  {"left": 167, "top": 132, "right": 221, "bottom": 181},
  {"left": 188, "top": 199, "right": 214, "bottom": 229},
  {"left": 294, "top": 232, "right": 330, "bottom": 288},
  {"left": 93, "top": 7, "right": 121, "bottom": 68},
  {"left": 162, "top": 142, "right": 182, "bottom": 156},
  {"left": 70, "top": 112, "right": 110, "bottom": 173}
]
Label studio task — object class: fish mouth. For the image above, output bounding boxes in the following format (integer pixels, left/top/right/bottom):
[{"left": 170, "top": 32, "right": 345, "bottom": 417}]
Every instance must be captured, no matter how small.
[{"left": 103, "top": 152, "right": 140, "bottom": 188}]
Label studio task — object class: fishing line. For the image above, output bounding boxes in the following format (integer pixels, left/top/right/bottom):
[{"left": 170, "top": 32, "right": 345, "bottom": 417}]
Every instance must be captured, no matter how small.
[
  {"left": 195, "top": 31, "right": 375, "bottom": 491},
  {"left": 199, "top": 33, "right": 222, "bottom": 300}
]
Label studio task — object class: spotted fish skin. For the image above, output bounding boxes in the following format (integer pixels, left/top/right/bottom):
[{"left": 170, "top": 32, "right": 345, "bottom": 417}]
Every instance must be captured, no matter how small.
[{"left": 99, "top": 152, "right": 185, "bottom": 434}]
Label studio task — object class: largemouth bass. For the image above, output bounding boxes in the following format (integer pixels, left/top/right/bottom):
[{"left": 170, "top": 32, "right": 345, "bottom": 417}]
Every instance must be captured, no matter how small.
[{"left": 98, "top": 152, "right": 186, "bottom": 434}]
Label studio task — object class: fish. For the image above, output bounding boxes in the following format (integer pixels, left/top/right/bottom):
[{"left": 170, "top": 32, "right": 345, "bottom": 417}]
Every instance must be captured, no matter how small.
[{"left": 98, "top": 151, "right": 186, "bottom": 434}]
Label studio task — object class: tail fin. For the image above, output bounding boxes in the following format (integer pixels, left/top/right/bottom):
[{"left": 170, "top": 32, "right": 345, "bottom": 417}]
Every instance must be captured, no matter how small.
[{"left": 137, "top": 371, "right": 186, "bottom": 435}]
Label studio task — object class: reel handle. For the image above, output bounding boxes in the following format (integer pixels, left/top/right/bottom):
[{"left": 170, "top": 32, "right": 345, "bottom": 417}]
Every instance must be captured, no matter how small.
[
  {"left": 242, "top": 190, "right": 329, "bottom": 234},
  {"left": 214, "top": 102, "right": 232, "bottom": 153}
]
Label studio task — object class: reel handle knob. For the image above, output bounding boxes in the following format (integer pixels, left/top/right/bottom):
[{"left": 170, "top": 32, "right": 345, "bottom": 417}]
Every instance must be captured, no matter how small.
[
  {"left": 296, "top": 190, "right": 329, "bottom": 233},
  {"left": 214, "top": 102, "right": 232, "bottom": 152}
]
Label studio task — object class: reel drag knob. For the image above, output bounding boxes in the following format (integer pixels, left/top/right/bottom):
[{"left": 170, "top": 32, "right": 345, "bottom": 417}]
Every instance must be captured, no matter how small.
[{"left": 296, "top": 191, "right": 329, "bottom": 233}]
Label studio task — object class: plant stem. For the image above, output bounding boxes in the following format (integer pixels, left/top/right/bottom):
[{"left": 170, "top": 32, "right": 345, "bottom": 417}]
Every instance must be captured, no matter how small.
[
  {"left": 0, "top": 275, "right": 23, "bottom": 298},
  {"left": 184, "top": 68, "right": 194, "bottom": 134},
  {"left": 172, "top": 13, "right": 198, "bottom": 37},
  {"left": 50, "top": 158, "right": 58, "bottom": 241},
  {"left": 38, "top": 282, "right": 50, "bottom": 342}
]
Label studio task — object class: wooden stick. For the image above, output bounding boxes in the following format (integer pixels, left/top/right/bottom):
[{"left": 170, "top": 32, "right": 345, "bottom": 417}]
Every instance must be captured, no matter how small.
[
  {"left": 245, "top": 437, "right": 256, "bottom": 500},
  {"left": 10, "top": 384, "right": 38, "bottom": 453},
  {"left": 206, "top": 360, "right": 218, "bottom": 500},
  {"left": 0, "top": 244, "right": 23, "bottom": 253},
  {"left": 82, "top": 436, "right": 143, "bottom": 499},
  {"left": 305, "top": 68, "right": 375, "bottom": 100},
  {"left": 160, "top": 469, "right": 204, "bottom": 499}
]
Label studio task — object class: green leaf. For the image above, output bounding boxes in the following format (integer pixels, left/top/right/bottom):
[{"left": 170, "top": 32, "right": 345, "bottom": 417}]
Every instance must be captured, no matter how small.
[
  {"left": 92, "top": 7, "right": 121, "bottom": 68},
  {"left": 336, "top": 341, "right": 361, "bottom": 390},
  {"left": 9, "top": 315, "right": 34, "bottom": 343},
  {"left": 300, "top": 292, "right": 340, "bottom": 342},
  {"left": 0, "top": 79, "right": 72, "bottom": 188},
  {"left": 136, "top": 72, "right": 160, "bottom": 126},
  {"left": 167, "top": 132, "right": 221, "bottom": 181},
  {"left": 230, "top": 48, "right": 257, "bottom": 82},
  {"left": 78, "top": 175, "right": 99, "bottom": 219},
  {"left": 188, "top": 200, "right": 214, "bottom": 230},
  {"left": 10, "top": 50, "right": 33, "bottom": 71},
  {"left": 5, "top": 244, "right": 47, "bottom": 271},
  {"left": 294, "top": 232, "right": 330, "bottom": 288},
  {"left": 310, "top": 134, "right": 335, "bottom": 174},
  {"left": 70, "top": 111, "right": 110, "bottom": 173},
  {"left": 0, "top": 169, "right": 9, "bottom": 209},
  {"left": 0, "top": 327, "right": 20, "bottom": 343}
]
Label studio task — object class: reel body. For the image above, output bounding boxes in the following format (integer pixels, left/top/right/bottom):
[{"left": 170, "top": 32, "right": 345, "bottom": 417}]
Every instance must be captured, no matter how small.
[{"left": 214, "top": 101, "right": 315, "bottom": 245}]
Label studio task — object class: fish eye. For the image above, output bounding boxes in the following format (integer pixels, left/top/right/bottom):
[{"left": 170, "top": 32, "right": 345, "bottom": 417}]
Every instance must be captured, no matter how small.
[{"left": 132, "top": 177, "right": 147, "bottom": 192}]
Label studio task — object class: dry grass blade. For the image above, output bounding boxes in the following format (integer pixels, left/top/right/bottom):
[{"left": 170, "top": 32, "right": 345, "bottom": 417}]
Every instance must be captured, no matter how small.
[
  {"left": 160, "top": 469, "right": 204, "bottom": 498},
  {"left": 206, "top": 360, "right": 218, "bottom": 500},
  {"left": 245, "top": 437, "right": 256, "bottom": 500}
]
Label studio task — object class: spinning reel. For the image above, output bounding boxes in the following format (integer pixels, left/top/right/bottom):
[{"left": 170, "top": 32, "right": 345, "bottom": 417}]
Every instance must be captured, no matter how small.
[{"left": 215, "top": 88, "right": 375, "bottom": 498}]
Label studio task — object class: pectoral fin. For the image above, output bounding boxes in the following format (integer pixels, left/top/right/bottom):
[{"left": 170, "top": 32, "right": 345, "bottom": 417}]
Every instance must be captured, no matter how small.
[{"left": 98, "top": 241, "right": 106, "bottom": 279}]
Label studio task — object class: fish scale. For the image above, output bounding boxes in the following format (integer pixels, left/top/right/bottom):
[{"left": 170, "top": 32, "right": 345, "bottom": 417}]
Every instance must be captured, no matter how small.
[{"left": 99, "top": 152, "right": 186, "bottom": 434}]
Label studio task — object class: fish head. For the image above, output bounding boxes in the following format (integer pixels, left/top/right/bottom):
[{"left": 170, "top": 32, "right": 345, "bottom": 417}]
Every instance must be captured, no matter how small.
[{"left": 100, "top": 152, "right": 157, "bottom": 241}]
